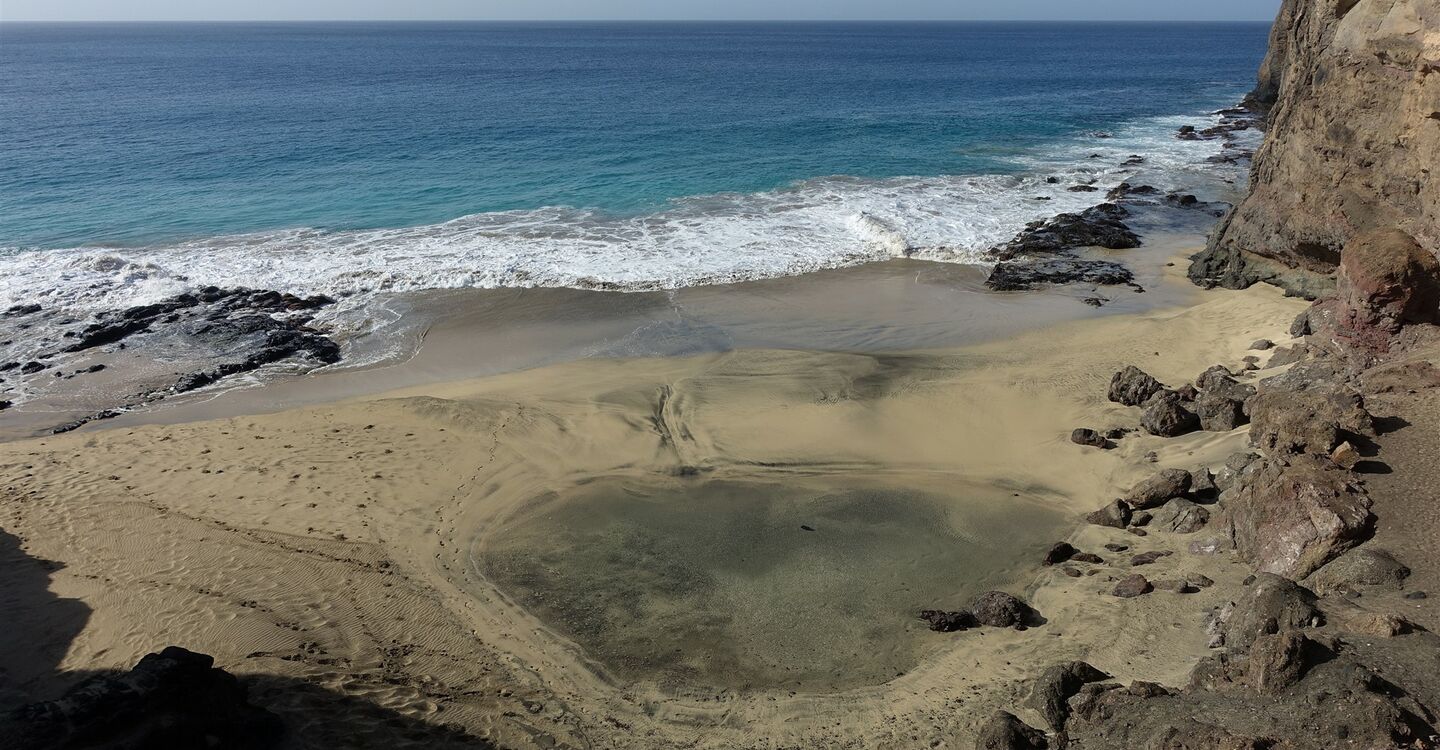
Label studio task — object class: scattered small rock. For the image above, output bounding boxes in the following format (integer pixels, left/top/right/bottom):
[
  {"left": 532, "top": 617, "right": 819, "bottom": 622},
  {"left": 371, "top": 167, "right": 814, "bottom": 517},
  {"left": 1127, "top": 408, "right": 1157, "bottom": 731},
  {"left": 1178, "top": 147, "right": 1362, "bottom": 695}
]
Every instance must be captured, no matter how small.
[
  {"left": 1151, "top": 498, "right": 1211, "bottom": 533},
  {"left": 1141, "top": 389, "right": 1201, "bottom": 437},
  {"left": 1043, "top": 542, "right": 1078, "bottom": 566},
  {"left": 920, "top": 609, "right": 977, "bottom": 633},
  {"left": 1085, "top": 500, "right": 1132, "bottom": 529},
  {"left": 1070, "top": 428, "right": 1113, "bottom": 449},
  {"left": 1122, "top": 468, "right": 1193, "bottom": 509},
  {"left": 1108, "top": 366, "right": 1165, "bottom": 407},
  {"left": 1113, "top": 574, "right": 1154, "bottom": 598},
  {"left": 970, "top": 591, "right": 1037, "bottom": 628}
]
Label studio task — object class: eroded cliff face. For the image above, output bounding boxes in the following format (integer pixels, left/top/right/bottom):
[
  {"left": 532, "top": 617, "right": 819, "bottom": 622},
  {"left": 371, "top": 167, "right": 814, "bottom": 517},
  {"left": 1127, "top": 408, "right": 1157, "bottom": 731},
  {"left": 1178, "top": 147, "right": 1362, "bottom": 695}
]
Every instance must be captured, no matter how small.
[{"left": 1191, "top": 0, "right": 1440, "bottom": 298}]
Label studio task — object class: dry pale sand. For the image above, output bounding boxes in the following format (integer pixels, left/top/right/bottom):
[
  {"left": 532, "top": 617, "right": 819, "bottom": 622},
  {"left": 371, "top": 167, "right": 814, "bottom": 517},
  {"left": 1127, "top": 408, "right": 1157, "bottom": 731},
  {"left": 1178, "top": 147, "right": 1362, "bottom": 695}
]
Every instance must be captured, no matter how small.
[{"left": 0, "top": 262, "right": 1308, "bottom": 749}]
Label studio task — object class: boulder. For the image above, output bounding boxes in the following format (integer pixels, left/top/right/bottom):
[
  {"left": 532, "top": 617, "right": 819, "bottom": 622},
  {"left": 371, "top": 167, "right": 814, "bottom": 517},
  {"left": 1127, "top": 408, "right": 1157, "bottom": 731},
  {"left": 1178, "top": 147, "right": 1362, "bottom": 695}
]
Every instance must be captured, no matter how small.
[
  {"left": 1122, "top": 468, "right": 1192, "bottom": 509},
  {"left": 920, "top": 609, "right": 977, "bottom": 633},
  {"left": 1359, "top": 360, "right": 1440, "bottom": 395},
  {"left": 1246, "top": 631, "right": 1321, "bottom": 694},
  {"left": 1114, "top": 574, "right": 1153, "bottom": 598},
  {"left": 1290, "top": 309, "right": 1313, "bottom": 338},
  {"left": 1026, "top": 661, "right": 1111, "bottom": 731},
  {"left": 1266, "top": 343, "right": 1311, "bottom": 368},
  {"left": 1108, "top": 366, "right": 1165, "bottom": 406},
  {"left": 1070, "top": 428, "right": 1113, "bottom": 449},
  {"left": 1248, "top": 361, "right": 1373, "bottom": 456},
  {"left": 1304, "top": 547, "right": 1410, "bottom": 595},
  {"left": 1085, "top": 500, "right": 1132, "bottom": 529},
  {"left": 974, "top": 711, "right": 1049, "bottom": 750},
  {"left": 1215, "top": 455, "right": 1373, "bottom": 579},
  {"left": 1042, "top": 542, "right": 1078, "bottom": 566},
  {"left": 1190, "top": 468, "right": 1218, "bottom": 499},
  {"left": 1140, "top": 390, "right": 1200, "bottom": 437},
  {"left": 1151, "top": 498, "right": 1210, "bottom": 534},
  {"left": 1330, "top": 605, "right": 1415, "bottom": 637},
  {"left": 1214, "top": 573, "right": 1324, "bottom": 651},
  {"left": 969, "top": 591, "right": 1036, "bottom": 628},
  {"left": 1337, "top": 229, "right": 1440, "bottom": 331},
  {"left": 1194, "top": 389, "right": 1248, "bottom": 431},
  {"left": 1214, "top": 452, "right": 1261, "bottom": 492},
  {"left": 1195, "top": 364, "right": 1235, "bottom": 390}
]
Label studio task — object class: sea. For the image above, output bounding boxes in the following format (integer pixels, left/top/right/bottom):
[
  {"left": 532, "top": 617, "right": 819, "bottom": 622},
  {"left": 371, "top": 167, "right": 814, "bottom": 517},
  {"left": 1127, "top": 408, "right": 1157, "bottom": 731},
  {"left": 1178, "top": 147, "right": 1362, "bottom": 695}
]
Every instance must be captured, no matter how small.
[{"left": 0, "top": 21, "right": 1270, "bottom": 404}]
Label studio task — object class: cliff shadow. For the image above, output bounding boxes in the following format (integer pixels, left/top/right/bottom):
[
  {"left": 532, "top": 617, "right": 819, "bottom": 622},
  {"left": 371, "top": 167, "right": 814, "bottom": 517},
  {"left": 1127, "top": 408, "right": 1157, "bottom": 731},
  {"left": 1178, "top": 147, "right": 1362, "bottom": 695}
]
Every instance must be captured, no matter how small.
[
  {"left": 0, "top": 527, "right": 505, "bottom": 749},
  {"left": 0, "top": 526, "right": 91, "bottom": 710}
]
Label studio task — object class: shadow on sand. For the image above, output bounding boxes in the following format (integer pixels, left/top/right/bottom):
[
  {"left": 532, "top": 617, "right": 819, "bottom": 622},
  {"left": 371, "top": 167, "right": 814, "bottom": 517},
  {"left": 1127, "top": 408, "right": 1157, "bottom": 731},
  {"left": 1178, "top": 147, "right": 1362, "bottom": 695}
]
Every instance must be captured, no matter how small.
[{"left": 0, "top": 527, "right": 500, "bottom": 749}]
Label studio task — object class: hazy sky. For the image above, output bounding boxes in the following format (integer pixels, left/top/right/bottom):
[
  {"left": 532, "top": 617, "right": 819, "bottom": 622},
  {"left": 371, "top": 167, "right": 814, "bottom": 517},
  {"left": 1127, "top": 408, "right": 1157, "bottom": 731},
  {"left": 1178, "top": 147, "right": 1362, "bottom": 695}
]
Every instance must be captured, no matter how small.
[{"left": 3, "top": 0, "right": 1282, "bottom": 23}]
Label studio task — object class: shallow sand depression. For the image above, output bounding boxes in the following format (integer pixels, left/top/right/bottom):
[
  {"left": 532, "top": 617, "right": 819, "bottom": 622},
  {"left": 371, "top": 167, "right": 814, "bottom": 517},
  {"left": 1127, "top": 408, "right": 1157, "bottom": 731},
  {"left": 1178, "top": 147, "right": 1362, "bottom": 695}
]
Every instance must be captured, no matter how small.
[{"left": 477, "top": 474, "right": 1065, "bottom": 692}]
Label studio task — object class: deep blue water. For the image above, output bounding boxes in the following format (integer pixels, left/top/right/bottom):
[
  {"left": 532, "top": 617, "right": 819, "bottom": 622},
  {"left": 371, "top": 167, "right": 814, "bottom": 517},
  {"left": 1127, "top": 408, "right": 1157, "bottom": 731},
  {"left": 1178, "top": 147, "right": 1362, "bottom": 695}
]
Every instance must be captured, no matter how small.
[{"left": 1, "top": 22, "right": 1269, "bottom": 249}]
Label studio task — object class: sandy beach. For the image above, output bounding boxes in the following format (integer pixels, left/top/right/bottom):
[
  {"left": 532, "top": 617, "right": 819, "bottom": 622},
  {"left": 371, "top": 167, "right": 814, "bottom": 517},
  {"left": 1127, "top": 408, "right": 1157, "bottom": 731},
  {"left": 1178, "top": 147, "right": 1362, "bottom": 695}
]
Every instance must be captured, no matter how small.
[{"left": 0, "top": 254, "right": 1308, "bottom": 748}]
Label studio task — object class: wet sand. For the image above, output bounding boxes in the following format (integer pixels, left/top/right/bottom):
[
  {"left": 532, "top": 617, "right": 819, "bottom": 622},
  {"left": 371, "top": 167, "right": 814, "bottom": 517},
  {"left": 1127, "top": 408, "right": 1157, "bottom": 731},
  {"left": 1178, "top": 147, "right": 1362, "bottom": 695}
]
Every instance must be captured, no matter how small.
[
  {"left": 0, "top": 246, "right": 1311, "bottom": 747},
  {"left": 9, "top": 229, "right": 1206, "bottom": 438}
]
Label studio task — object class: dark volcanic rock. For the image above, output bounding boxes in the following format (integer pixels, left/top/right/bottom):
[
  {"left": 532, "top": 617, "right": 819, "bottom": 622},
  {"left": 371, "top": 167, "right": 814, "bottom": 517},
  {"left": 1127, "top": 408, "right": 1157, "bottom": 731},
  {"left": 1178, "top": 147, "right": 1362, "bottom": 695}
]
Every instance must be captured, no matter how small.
[
  {"left": 1108, "top": 365, "right": 1165, "bottom": 406},
  {"left": 985, "top": 259, "right": 1135, "bottom": 292},
  {"left": 1105, "top": 182, "right": 1161, "bottom": 202},
  {"left": 1249, "top": 627, "right": 1319, "bottom": 693},
  {"left": 1151, "top": 498, "right": 1210, "bottom": 534},
  {"left": 1129, "top": 551, "right": 1169, "bottom": 566},
  {"left": 1121, "top": 468, "right": 1192, "bottom": 510},
  {"left": 1140, "top": 390, "right": 1200, "bottom": 437},
  {"left": 1113, "top": 574, "right": 1153, "bottom": 598},
  {"left": 1193, "top": 372, "right": 1255, "bottom": 432},
  {"left": 1190, "top": 468, "right": 1218, "bottom": 499},
  {"left": 992, "top": 203, "right": 1140, "bottom": 260},
  {"left": 169, "top": 316, "right": 341, "bottom": 395},
  {"left": 1213, "top": 573, "right": 1324, "bottom": 651},
  {"left": 1026, "top": 661, "right": 1111, "bottom": 731},
  {"left": 920, "top": 609, "right": 976, "bottom": 633},
  {"left": 1305, "top": 547, "right": 1411, "bottom": 595},
  {"left": 24, "top": 288, "right": 344, "bottom": 434},
  {"left": 11, "top": 646, "right": 283, "bottom": 750},
  {"left": 1248, "top": 361, "right": 1373, "bottom": 456},
  {"left": 975, "top": 711, "right": 1048, "bottom": 750},
  {"left": 1069, "top": 428, "right": 1113, "bottom": 449},
  {"left": 1215, "top": 454, "right": 1373, "bottom": 579},
  {"left": 1085, "top": 500, "right": 1132, "bottom": 529},
  {"left": 969, "top": 591, "right": 1036, "bottom": 628},
  {"left": 1042, "top": 542, "right": 1078, "bottom": 566},
  {"left": 1339, "top": 229, "right": 1440, "bottom": 330}
]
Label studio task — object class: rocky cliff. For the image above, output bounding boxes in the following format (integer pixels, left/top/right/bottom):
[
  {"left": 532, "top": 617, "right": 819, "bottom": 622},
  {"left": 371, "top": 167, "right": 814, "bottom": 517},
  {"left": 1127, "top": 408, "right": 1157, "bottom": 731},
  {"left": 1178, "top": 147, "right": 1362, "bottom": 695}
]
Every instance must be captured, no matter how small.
[{"left": 1190, "top": 0, "right": 1440, "bottom": 298}]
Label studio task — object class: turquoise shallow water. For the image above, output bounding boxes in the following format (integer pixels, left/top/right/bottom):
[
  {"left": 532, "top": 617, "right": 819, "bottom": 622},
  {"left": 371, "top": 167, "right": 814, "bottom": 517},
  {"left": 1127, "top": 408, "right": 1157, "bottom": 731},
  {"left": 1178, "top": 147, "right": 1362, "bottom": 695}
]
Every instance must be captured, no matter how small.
[{"left": 1, "top": 21, "right": 1267, "bottom": 250}]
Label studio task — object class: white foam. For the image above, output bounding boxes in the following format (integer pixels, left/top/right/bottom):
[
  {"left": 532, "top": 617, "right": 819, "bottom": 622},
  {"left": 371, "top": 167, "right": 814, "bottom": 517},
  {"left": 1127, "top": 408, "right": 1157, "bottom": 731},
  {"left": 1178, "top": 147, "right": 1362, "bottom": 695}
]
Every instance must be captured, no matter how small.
[
  {"left": 1, "top": 171, "right": 1122, "bottom": 312},
  {"left": 0, "top": 106, "right": 1253, "bottom": 376}
]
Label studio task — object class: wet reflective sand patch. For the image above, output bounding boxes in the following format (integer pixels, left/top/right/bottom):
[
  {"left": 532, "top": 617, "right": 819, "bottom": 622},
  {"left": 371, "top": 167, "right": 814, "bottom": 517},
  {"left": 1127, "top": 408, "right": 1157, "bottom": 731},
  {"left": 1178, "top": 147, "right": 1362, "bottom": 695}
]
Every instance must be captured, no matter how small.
[{"left": 478, "top": 476, "right": 1066, "bottom": 693}]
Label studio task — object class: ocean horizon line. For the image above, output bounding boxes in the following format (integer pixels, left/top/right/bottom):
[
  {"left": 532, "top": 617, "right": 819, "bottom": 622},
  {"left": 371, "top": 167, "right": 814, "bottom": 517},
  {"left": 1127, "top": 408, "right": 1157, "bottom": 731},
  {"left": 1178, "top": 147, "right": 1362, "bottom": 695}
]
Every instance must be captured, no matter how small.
[{"left": 0, "top": 19, "right": 1275, "bottom": 26}]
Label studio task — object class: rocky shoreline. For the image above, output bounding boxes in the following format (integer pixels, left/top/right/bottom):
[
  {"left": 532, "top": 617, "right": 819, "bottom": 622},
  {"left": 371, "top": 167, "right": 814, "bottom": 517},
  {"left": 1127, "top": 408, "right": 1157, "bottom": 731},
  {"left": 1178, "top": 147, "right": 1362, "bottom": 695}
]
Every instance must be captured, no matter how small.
[{"left": 1, "top": 287, "right": 342, "bottom": 434}]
